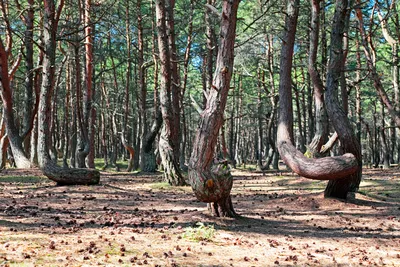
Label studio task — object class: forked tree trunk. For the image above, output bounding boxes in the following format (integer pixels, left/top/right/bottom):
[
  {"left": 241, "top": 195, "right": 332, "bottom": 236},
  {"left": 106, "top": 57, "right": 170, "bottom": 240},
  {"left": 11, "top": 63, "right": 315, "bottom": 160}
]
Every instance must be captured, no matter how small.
[
  {"left": 38, "top": 0, "right": 99, "bottom": 185},
  {"left": 277, "top": 0, "right": 360, "bottom": 199},
  {"left": 189, "top": 0, "right": 240, "bottom": 217}
]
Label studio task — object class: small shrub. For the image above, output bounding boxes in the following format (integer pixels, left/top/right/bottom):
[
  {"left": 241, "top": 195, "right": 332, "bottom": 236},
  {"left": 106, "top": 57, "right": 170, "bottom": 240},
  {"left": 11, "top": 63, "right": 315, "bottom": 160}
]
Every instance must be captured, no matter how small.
[{"left": 182, "top": 222, "right": 215, "bottom": 242}]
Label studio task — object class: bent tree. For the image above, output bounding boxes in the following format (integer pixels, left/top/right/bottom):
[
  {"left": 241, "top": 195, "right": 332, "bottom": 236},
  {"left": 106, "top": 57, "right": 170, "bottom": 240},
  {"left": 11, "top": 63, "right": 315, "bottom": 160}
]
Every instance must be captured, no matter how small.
[
  {"left": 38, "top": 0, "right": 99, "bottom": 185},
  {"left": 277, "top": 0, "right": 361, "bottom": 199},
  {"left": 0, "top": 4, "right": 34, "bottom": 169},
  {"left": 189, "top": 0, "right": 240, "bottom": 217}
]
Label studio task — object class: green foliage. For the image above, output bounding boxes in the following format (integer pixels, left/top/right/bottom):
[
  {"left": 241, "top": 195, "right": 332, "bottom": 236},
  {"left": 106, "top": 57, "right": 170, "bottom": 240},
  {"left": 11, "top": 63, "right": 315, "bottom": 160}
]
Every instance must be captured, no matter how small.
[{"left": 182, "top": 222, "right": 215, "bottom": 242}]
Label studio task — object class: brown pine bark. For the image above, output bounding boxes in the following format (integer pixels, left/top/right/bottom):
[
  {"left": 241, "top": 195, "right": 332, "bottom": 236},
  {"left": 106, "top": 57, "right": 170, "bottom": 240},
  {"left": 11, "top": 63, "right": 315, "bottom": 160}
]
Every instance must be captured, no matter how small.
[
  {"left": 38, "top": 0, "right": 99, "bottom": 185},
  {"left": 189, "top": 0, "right": 240, "bottom": 217},
  {"left": 277, "top": 0, "right": 360, "bottom": 196}
]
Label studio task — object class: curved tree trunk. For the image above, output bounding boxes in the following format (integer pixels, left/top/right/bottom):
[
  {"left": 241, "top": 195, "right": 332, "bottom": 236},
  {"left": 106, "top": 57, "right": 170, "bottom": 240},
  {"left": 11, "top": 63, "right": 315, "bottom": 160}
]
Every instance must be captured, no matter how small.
[
  {"left": 0, "top": 28, "right": 33, "bottom": 169},
  {"left": 188, "top": 0, "right": 240, "bottom": 217},
  {"left": 276, "top": 0, "right": 359, "bottom": 198},
  {"left": 38, "top": 0, "right": 99, "bottom": 185}
]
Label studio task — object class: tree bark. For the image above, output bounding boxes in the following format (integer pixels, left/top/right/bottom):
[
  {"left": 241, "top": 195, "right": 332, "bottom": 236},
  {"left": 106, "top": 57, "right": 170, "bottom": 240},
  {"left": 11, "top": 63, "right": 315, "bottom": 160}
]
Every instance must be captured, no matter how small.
[{"left": 189, "top": 0, "right": 240, "bottom": 217}]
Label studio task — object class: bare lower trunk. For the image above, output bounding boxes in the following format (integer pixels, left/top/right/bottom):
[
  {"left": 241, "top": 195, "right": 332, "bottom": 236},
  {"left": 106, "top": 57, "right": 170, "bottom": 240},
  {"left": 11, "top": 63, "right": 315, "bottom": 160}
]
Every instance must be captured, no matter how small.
[
  {"left": 208, "top": 195, "right": 236, "bottom": 217},
  {"left": 159, "top": 125, "right": 185, "bottom": 185}
]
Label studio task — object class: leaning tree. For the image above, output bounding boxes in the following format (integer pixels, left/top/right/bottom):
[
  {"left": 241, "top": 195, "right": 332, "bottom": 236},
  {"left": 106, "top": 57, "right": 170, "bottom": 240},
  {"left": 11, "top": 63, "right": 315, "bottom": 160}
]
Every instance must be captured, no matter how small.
[
  {"left": 277, "top": 0, "right": 362, "bottom": 199},
  {"left": 188, "top": 0, "right": 240, "bottom": 217},
  {"left": 0, "top": 2, "right": 35, "bottom": 169}
]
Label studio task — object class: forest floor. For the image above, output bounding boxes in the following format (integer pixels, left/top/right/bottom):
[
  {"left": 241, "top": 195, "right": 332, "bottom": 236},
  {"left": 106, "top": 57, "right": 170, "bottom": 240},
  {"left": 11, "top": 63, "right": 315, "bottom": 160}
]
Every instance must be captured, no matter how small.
[{"left": 0, "top": 167, "right": 399, "bottom": 267}]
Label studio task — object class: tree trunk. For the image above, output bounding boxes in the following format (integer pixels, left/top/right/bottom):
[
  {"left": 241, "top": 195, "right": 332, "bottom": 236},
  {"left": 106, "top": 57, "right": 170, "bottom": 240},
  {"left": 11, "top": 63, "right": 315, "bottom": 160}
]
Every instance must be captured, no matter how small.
[
  {"left": 324, "top": 0, "right": 362, "bottom": 198},
  {"left": 380, "top": 101, "right": 390, "bottom": 169},
  {"left": 276, "top": 0, "right": 359, "bottom": 194},
  {"left": 37, "top": 0, "right": 99, "bottom": 185},
  {"left": 21, "top": 0, "right": 35, "bottom": 152},
  {"left": 180, "top": 0, "right": 194, "bottom": 171},
  {"left": 155, "top": 0, "right": 185, "bottom": 185},
  {"left": 189, "top": 0, "right": 240, "bottom": 217},
  {"left": 306, "top": 0, "right": 329, "bottom": 158},
  {"left": 136, "top": 0, "right": 148, "bottom": 172},
  {"left": 0, "top": 23, "right": 33, "bottom": 168}
]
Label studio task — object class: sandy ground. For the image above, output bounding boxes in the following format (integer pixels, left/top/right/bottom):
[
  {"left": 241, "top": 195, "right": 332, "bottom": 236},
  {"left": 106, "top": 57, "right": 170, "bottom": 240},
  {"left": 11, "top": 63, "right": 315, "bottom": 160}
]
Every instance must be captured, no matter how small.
[{"left": 0, "top": 167, "right": 399, "bottom": 266}]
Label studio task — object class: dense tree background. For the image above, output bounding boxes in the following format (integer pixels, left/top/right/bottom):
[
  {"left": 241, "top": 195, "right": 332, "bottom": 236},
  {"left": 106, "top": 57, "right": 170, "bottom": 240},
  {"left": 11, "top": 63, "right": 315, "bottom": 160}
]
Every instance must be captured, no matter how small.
[{"left": 1, "top": 0, "right": 399, "bottom": 202}]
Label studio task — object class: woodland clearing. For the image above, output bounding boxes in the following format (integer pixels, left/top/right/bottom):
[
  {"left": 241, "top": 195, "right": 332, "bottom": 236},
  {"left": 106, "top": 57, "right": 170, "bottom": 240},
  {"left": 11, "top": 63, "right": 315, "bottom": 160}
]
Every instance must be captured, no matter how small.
[{"left": 0, "top": 168, "right": 399, "bottom": 266}]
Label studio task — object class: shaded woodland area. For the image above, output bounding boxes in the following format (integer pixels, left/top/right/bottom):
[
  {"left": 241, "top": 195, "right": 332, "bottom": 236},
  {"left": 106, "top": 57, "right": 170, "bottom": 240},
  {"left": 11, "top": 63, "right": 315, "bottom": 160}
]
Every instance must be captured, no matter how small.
[{"left": 1, "top": 0, "right": 400, "bottom": 266}]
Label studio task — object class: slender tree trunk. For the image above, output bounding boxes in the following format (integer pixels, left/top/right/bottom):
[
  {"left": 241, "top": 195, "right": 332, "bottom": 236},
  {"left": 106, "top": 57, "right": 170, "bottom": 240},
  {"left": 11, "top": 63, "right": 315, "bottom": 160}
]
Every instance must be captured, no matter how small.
[
  {"left": 83, "top": 0, "right": 95, "bottom": 168},
  {"left": 256, "top": 68, "right": 263, "bottom": 171},
  {"left": 180, "top": 0, "right": 194, "bottom": 170},
  {"left": 142, "top": 5, "right": 160, "bottom": 173},
  {"left": 234, "top": 76, "right": 243, "bottom": 166},
  {"left": 22, "top": 0, "right": 35, "bottom": 152},
  {"left": 306, "top": 0, "right": 329, "bottom": 158},
  {"left": 380, "top": 100, "right": 390, "bottom": 169},
  {"left": 137, "top": 0, "right": 148, "bottom": 172},
  {"left": 189, "top": 0, "right": 240, "bottom": 217},
  {"left": 205, "top": 0, "right": 217, "bottom": 92}
]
